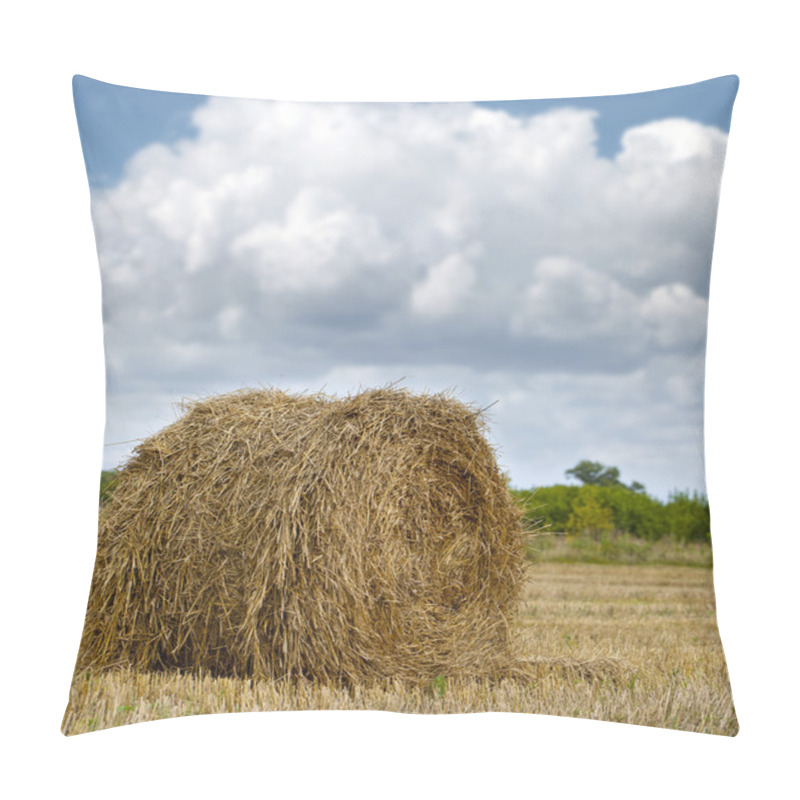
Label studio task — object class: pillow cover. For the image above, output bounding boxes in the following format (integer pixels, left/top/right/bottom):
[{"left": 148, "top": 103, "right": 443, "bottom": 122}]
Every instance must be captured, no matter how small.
[{"left": 64, "top": 75, "right": 739, "bottom": 736}]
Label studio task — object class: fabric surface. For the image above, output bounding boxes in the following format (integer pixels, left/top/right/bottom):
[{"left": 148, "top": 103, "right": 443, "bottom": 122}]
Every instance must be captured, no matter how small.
[{"left": 64, "top": 75, "right": 739, "bottom": 735}]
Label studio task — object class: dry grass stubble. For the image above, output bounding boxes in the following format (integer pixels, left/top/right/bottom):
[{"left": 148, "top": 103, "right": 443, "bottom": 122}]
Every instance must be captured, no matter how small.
[{"left": 64, "top": 563, "right": 737, "bottom": 735}]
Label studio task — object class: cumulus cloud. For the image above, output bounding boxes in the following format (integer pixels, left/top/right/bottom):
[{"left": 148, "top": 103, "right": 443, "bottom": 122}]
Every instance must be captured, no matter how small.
[
  {"left": 512, "top": 257, "right": 709, "bottom": 354},
  {"left": 217, "top": 305, "right": 244, "bottom": 340},
  {"left": 618, "top": 117, "right": 727, "bottom": 167},
  {"left": 230, "top": 186, "right": 393, "bottom": 292},
  {"left": 511, "top": 256, "right": 640, "bottom": 342},
  {"left": 91, "top": 97, "right": 728, "bottom": 495},
  {"left": 641, "top": 282, "right": 709, "bottom": 348},
  {"left": 411, "top": 252, "right": 477, "bottom": 317}
]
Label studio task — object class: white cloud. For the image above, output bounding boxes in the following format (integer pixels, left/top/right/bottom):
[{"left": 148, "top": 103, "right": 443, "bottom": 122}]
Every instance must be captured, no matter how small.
[
  {"left": 641, "top": 282, "right": 709, "bottom": 348},
  {"left": 511, "top": 256, "right": 639, "bottom": 341},
  {"left": 94, "top": 101, "right": 726, "bottom": 335},
  {"left": 411, "top": 252, "right": 477, "bottom": 317},
  {"left": 217, "top": 304, "right": 244, "bottom": 339},
  {"left": 90, "top": 97, "right": 728, "bottom": 494},
  {"left": 231, "top": 186, "right": 393, "bottom": 292},
  {"left": 617, "top": 118, "right": 728, "bottom": 167},
  {"left": 511, "top": 258, "right": 709, "bottom": 351}
]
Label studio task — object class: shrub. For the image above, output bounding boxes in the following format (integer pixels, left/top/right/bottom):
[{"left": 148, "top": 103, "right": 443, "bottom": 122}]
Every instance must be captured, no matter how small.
[{"left": 566, "top": 487, "right": 614, "bottom": 539}]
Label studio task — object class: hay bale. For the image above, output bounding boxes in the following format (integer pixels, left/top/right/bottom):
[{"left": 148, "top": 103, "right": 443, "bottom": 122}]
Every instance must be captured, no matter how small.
[{"left": 77, "top": 387, "right": 526, "bottom": 683}]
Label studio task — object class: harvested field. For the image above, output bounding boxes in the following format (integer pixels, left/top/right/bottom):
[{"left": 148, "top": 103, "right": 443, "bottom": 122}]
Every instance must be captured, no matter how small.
[{"left": 63, "top": 562, "right": 737, "bottom": 735}]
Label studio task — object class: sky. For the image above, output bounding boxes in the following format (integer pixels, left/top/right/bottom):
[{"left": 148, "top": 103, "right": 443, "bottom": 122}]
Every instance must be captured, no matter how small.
[{"left": 73, "top": 75, "right": 738, "bottom": 500}]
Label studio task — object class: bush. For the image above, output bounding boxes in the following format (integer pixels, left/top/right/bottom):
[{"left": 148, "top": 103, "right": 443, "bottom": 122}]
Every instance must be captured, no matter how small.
[
  {"left": 514, "top": 485, "right": 580, "bottom": 531},
  {"left": 600, "top": 485, "right": 668, "bottom": 540},
  {"left": 565, "top": 487, "right": 614, "bottom": 539},
  {"left": 513, "top": 483, "right": 710, "bottom": 543},
  {"left": 665, "top": 491, "right": 710, "bottom": 543}
]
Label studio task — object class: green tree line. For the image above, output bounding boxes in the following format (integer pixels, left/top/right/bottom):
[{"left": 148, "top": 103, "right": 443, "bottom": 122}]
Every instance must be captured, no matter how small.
[{"left": 512, "top": 460, "right": 710, "bottom": 543}]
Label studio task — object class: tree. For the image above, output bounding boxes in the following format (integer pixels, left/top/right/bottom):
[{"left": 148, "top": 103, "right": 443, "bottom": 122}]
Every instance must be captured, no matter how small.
[
  {"left": 566, "top": 487, "right": 614, "bottom": 539},
  {"left": 665, "top": 490, "right": 710, "bottom": 543},
  {"left": 565, "top": 460, "right": 622, "bottom": 487},
  {"left": 565, "top": 460, "right": 646, "bottom": 494}
]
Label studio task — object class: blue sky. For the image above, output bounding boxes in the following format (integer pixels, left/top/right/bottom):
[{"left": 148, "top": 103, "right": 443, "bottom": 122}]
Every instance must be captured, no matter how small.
[
  {"left": 73, "top": 75, "right": 738, "bottom": 499},
  {"left": 74, "top": 75, "right": 738, "bottom": 186},
  {"left": 73, "top": 77, "right": 206, "bottom": 187}
]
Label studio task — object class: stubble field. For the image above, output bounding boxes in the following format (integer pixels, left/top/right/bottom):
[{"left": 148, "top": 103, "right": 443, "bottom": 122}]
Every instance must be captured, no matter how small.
[{"left": 62, "top": 561, "right": 737, "bottom": 736}]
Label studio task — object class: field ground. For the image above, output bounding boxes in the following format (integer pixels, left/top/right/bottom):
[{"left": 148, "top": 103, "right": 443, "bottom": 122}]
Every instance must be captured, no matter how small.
[{"left": 62, "top": 561, "right": 737, "bottom": 736}]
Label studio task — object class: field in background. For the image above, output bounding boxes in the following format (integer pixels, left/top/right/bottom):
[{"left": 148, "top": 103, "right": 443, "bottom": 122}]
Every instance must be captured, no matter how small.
[
  {"left": 527, "top": 531, "right": 713, "bottom": 567},
  {"left": 63, "top": 561, "right": 736, "bottom": 736}
]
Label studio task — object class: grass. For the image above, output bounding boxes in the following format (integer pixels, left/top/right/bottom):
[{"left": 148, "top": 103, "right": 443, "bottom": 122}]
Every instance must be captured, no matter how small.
[
  {"left": 63, "top": 561, "right": 736, "bottom": 736},
  {"left": 525, "top": 531, "right": 713, "bottom": 567}
]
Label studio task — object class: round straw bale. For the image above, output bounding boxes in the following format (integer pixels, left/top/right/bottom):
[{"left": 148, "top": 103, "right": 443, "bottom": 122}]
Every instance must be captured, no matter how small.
[{"left": 77, "top": 387, "right": 527, "bottom": 683}]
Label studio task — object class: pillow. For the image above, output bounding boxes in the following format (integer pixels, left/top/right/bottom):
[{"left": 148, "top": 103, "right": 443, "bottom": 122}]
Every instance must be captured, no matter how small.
[{"left": 64, "top": 74, "right": 739, "bottom": 736}]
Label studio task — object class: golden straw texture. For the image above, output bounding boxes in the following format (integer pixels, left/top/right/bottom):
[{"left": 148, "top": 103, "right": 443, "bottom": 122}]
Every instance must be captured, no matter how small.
[{"left": 76, "top": 387, "right": 527, "bottom": 683}]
